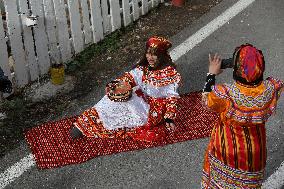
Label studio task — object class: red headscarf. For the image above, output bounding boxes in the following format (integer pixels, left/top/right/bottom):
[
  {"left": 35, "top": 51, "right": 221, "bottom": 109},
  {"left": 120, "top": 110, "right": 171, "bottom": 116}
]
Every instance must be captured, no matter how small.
[
  {"left": 233, "top": 44, "right": 265, "bottom": 85},
  {"left": 146, "top": 36, "right": 172, "bottom": 54}
]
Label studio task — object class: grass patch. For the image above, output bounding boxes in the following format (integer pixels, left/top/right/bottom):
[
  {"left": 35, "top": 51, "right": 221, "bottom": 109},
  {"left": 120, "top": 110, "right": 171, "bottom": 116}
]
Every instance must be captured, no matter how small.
[{"left": 0, "top": 97, "right": 27, "bottom": 118}]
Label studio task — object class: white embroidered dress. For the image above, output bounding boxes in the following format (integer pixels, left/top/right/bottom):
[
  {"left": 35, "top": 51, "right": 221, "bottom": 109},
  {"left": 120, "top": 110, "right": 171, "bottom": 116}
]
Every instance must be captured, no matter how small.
[{"left": 74, "top": 66, "right": 181, "bottom": 138}]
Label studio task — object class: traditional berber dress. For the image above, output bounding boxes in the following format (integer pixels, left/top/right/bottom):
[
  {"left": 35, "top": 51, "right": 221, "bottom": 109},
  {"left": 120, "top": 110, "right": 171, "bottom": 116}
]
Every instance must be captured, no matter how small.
[
  {"left": 201, "top": 44, "right": 284, "bottom": 188},
  {"left": 73, "top": 37, "right": 181, "bottom": 142}
]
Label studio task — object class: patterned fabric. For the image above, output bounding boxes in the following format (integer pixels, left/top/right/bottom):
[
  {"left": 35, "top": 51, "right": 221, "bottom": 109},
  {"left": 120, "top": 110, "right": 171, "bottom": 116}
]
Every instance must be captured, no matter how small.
[
  {"left": 226, "top": 82, "right": 273, "bottom": 108},
  {"left": 146, "top": 36, "right": 172, "bottom": 53},
  {"left": 233, "top": 44, "right": 265, "bottom": 83},
  {"left": 133, "top": 66, "right": 181, "bottom": 121},
  {"left": 73, "top": 65, "right": 181, "bottom": 140},
  {"left": 201, "top": 154, "right": 263, "bottom": 189},
  {"left": 141, "top": 66, "right": 181, "bottom": 87},
  {"left": 74, "top": 108, "right": 133, "bottom": 139},
  {"left": 129, "top": 66, "right": 181, "bottom": 91},
  {"left": 74, "top": 90, "right": 150, "bottom": 137},
  {"left": 164, "top": 96, "right": 179, "bottom": 120},
  {"left": 114, "top": 72, "right": 137, "bottom": 88},
  {"left": 147, "top": 97, "right": 168, "bottom": 126},
  {"left": 201, "top": 77, "right": 284, "bottom": 188},
  {"left": 212, "top": 77, "right": 283, "bottom": 124},
  {"left": 25, "top": 92, "right": 219, "bottom": 169}
]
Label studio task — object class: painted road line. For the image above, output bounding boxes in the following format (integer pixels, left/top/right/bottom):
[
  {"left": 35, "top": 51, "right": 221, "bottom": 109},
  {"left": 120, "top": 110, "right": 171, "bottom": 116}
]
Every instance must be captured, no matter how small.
[
  {"left": 262, "top": 161, "right": 284, "bottom": 189},
  {"left": 170, "top": 0, "right": 255, "bottom": 62},
  {"left": 0, "top": 154, "right": 35, "bottom": 188}
]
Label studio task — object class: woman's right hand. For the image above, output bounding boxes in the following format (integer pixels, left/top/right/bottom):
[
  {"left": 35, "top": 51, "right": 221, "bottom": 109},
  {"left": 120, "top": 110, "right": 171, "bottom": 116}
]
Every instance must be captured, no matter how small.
[{"left": 208, "top": 53, "right": 222, "bottom": 75}]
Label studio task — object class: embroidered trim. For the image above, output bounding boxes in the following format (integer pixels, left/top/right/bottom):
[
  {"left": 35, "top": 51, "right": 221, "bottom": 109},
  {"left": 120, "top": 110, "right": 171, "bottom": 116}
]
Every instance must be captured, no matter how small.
[
  {"left": 208, "top": 153, "right": 263, "bottom": 188},
  {"left": 164, "top": 97, "right": 179, "bottom": 120},
  {"left": 212, "top": 85, "right": 229, "bottom": 99},
  {"left": 226, "top": 81, "right": 274, "bottom": 108},
  {"left": 115, "top": 72, "right": 137, "bottom": 88},
  {"left": 140, "top": 66, "right": 181, "bottom": 87},
  {"left": 201, "top": 171, "right": 210, "bottom": 189},
  {"left": 212, "top": 79, "right": 280, "bottom": 123}
]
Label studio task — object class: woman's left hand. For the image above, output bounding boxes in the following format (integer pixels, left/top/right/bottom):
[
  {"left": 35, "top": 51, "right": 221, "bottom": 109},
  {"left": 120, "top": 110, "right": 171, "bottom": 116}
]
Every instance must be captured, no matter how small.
[
  {"left": 166, "top": 122, "right": 175, "bottom": 131},
  {"left": 165, "top": 118, "right": 175, "bottom": 131}
]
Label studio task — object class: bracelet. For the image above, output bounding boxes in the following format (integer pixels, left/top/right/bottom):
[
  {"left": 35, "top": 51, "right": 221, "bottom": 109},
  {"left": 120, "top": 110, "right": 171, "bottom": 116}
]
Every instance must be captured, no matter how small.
[{"left": 202, "top": 73, "right": 216, "bottom": 92}]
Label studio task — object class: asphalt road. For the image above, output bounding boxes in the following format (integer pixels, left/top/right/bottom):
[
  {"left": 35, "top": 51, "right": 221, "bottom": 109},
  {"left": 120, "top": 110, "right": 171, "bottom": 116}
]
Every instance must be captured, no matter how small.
[{"left": 1, "top": 0, "right": 284, "bottom": 188}]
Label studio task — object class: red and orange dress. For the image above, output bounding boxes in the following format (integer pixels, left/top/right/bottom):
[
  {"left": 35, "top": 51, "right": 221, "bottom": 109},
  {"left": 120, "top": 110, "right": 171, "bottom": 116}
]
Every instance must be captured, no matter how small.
[
  {"left": 201, "top": 77, "right": 284, "bottom": 188},
  {"left": 73, "top": 65, "right": 181, "bottom": 141}
]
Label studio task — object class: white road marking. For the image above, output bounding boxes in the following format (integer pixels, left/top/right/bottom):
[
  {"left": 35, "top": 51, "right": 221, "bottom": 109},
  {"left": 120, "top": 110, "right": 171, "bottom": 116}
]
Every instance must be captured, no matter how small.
[
  {"left": 0, "top": 154, "right": 35, "bottom": 188},
  {"left": 262, "top": 161, "right": 284, "bottom": 189},
  {"left": 1, "top": 0, "right": 283, "bottom": 188},
  {"left": 170, "top": 0, "right": 255, "bottom": 61}
]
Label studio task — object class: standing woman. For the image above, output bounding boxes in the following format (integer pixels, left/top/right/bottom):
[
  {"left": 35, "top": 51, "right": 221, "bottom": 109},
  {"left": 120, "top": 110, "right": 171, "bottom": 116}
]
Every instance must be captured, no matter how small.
[
  {"left": 201, "top": 44, "right": 284, "bottom": 188},
  {"left": 71, "top": 36, "right": 181, "bottom": 141}
]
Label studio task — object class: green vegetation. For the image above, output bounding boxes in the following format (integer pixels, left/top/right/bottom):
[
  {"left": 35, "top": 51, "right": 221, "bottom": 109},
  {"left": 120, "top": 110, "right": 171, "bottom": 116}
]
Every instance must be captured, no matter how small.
[{"left": 0, "top": 97, "right": 27, "bottom": 118}]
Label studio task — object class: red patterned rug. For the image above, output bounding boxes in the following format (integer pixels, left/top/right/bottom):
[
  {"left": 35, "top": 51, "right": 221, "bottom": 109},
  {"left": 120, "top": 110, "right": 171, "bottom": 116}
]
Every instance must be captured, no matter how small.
[{"left": 25, "top": 92, "right": 219, "bottom": 169}]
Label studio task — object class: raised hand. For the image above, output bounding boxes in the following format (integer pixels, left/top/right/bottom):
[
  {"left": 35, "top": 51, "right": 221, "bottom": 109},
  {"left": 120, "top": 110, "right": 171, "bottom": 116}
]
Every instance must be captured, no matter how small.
[{"left": 208, "top": 53, "right": 223, "bottom": 75}]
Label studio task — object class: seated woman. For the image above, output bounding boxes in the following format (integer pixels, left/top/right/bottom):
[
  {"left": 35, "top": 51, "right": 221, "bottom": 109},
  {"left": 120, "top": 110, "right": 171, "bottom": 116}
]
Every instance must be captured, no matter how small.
[
  {"left": 70, "top": 36, "right": 181, "bottom": 142},
  {"left": 201, "top": 44, "right": 284, "bottom": 188}
]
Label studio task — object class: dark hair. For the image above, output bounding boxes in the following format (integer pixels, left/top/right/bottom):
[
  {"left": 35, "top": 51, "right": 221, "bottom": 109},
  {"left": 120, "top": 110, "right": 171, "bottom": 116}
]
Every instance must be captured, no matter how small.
[
  {"left": 133, "top": 47, "right": 176, "bottom": 70},
  {"left": 232, "top": 43, "right": 265, "bottom": 86}
]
